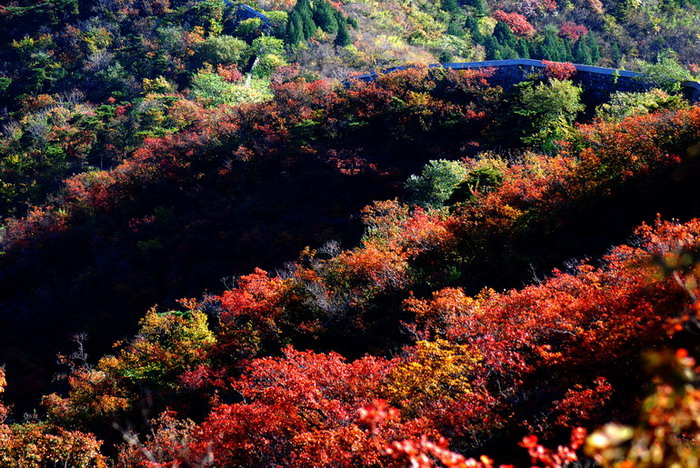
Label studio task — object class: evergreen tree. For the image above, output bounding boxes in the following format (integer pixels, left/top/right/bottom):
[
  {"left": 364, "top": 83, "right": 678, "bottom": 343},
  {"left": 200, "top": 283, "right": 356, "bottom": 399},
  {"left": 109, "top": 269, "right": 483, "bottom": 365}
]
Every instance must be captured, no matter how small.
[
  {"left": 573, "top": 38, "right": 592, "bottom": 64},
  {"left": 500, "top": 45, "right": 517, "bottom": 59},
  {"left": 286, "top": 11, "right": 304, "bottom": 45},
  {"left": 540, "top": 30, "right": 567, "bottom": 62},
  {"left": 516, "top": 39, "right": 531, "bottom": 58},
  {"left": 587, "top": 32, "right": 601, "bottom": 64},
  {"left": 301, "top": 10, "right": 316, "bottom": 39},
  {"left": 296, "top": 0, "right": 312, "bottom": 11},
  {"left": 469, "top": 0, "right": 489, "bottom": 16},
  {"left": 611, "top": 42, "right": 621, "bottom": 66},
  {"left": 484, "top": 36, "right": 500, "bottom": 60},
  {"left": 494, "top": 21, "right": 516, "bottom": 48},
  {"left": 447, "top": 21, "right": 465, "bottom": 37},
  {"left": 313, "top": 0, "right": 338, "bottom": 34},
  {"left": 334, "top": 14, "right": 351, "bottom": 47},
  {"left": 564, "top": 39, "right": 574, "bottom": 61},
  {"left": 292, "top": 0, "right": 316, "bottom": 39},
  {"left": 442, "top": 0, "right": 460, "bottom": 13},
  {"left": 465, "top": 16, "right": 483, "bottom": 43}
]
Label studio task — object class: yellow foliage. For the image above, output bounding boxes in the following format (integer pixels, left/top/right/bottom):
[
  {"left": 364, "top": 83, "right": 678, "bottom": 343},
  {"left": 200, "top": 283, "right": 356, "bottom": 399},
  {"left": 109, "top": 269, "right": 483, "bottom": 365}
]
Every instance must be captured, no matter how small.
[{"left": 384, "top": 339, "right": 482, "bottom": 414}]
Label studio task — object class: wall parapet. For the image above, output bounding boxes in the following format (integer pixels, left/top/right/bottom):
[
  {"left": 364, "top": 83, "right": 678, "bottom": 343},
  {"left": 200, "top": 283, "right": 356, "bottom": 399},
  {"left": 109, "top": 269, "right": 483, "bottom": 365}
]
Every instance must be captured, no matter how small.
[{"left": 355, "top": 59, "right": 700, "bottom": 104}]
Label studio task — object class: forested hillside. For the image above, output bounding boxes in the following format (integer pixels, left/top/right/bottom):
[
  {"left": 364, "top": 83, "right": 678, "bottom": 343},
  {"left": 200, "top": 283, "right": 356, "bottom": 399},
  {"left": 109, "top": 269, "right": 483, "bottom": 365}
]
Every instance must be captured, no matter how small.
[{"left": 1, "top": 0, "right": 700, "bottom": 466}]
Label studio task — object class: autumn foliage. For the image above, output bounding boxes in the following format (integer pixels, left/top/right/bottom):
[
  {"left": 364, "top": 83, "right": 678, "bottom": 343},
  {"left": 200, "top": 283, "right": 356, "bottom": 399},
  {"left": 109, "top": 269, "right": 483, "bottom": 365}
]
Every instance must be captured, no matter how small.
[{"left": 492, "top": 11, "right": 537, "bottom": 37}]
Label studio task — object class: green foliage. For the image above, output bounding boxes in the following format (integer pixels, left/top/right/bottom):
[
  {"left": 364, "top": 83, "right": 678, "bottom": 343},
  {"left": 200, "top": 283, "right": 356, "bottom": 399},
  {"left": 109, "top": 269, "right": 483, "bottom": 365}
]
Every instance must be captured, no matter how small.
[
  {"left": 0, "top": 77, "right": 11, "bottom": 95},
  {"left": 286, "top": 11, "right": 305, "bottom": 45},
  {"left": 405, "top": 159, "right": 469, "bottom": 208},
  {"left": 448, "top": 157, "right": 506, "bottom": 203},
  {"left": 11, "top": 35, "right": 66, "bottom": 94},
  {"left": 466, "top": 0, "right": 489, "bottom": 16},
  {"left": 638, "top": 50, "right": 695, "bottom": 93},
  {"left": 313, "top": 0, "right": 339, "bottom": 34},
  {"left": 535, "top": 29, "right": 572, "bottom": 62},
  {"left": 587, "top": 32, "right": 601, "bottom": 64},
  {"left": 573, "top": 38, "right": 593, "bottom": 65},
  {"left": 194, "top": 35, "right": 250, "bottom": 67},
  {"left": 236, "top": 18, "right": 263, "bottom": 38},
  {"left": 511, "top": 79, "right": 584, "bottom": 150},
  {"left": 254, "top": 54, "right": 289, "bottom": 78},
  {"left": 191, "top": 71, "right": 272, "bottom": 106},
  {"left": 251, "top": 35, "right": 285, "bottom": 57},
  {"left": 95, "top": 62, "right": 135, "bottom": 100},
  {"left": 442, "top": 0, "right": 461, "bottom": 14},
  {"left": 596, "top": 89, "right": 689, "bottom": 122},
  {"left": 104, "top": 308, "right": 215, "bottom": 388},
  {"left": 334, "top": 15, "right": 352, "bottom": 47}
]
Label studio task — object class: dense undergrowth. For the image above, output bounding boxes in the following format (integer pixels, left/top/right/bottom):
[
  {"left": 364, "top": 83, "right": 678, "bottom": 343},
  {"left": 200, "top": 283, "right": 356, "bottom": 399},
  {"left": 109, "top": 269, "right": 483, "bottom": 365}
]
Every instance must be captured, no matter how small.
[
  {"left": 2, "top": 0, "right": 700, "bottom": 466},
  {"left": 1, "top": 67, "right": 700, "bottom": 464}
]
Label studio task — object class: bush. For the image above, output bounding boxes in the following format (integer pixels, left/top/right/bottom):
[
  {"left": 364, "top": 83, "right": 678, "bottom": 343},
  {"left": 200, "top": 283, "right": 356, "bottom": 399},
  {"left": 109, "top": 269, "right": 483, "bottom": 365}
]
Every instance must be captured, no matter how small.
[
  {"left": 511, "top": 79, "right": 584, "bottom": 150},
  {"left": 596, "top": 89, "right": 689, "bottom": 122},
  {"left": 405, "top": 159, "right": 469, "bottom": 208},
  {"left": 638, "top": 50, "right": 694, "bottom": 93},
  {"left": 191, "top": 71, "right": 272, "bottom": 106},
  {"left": 194, "top": 35, "right": 250, "bottom": 67}
]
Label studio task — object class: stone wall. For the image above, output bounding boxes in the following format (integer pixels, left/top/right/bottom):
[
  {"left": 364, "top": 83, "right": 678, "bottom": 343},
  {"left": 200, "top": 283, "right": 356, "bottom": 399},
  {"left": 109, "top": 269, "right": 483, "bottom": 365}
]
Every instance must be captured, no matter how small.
[{"left": 357, "top": 59, "right": 700, "bottom": 106}]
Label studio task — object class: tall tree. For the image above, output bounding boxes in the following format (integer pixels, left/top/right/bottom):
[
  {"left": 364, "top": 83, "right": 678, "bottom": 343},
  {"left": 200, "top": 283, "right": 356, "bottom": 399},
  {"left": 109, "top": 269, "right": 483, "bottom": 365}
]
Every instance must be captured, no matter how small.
[
  {"left": 442, "top": 0, "right": 460, "bottom": 13},
  {"left": 334, "top": 14, "right": 351, "bottom": 47},
  {"left": 313, "top": 0, "right": 338, "bottom": 34},
  {"left": 286, "top": 11, "right": 304, "bottom": 45},
  {"left": 587, "top": 32, "right": 601, "bottom": 64},
  {"left": 573, "top": 38, "right": 592, "bottom": 64}
]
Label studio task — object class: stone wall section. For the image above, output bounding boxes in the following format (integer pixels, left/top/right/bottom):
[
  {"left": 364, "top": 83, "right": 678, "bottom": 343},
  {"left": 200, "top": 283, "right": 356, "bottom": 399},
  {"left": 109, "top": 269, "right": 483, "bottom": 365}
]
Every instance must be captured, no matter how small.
[{"left": 358, "top": 59, "right": 700, "bottom": 105}]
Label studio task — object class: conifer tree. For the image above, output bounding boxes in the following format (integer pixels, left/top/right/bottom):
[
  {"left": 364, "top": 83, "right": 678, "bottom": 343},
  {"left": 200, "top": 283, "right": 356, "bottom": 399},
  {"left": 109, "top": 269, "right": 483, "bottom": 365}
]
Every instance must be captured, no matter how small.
[
  {"left": 587, "top": 32, "right": 601, "bottom": 64},
  {"left": 573, "top": 38, "right": 592, "bottom": 64},
  {"left": 465, "top": 16, "right": 483, "bottom": 42},
  {"left": 313, "top": 0, "right": 338, "bottom": 34},
  {"left": 286, "top": 11, "right": 304, "bottom": 45},
  {"left": 301, "top": 11, "right": 316, "bottom": 39},
  {"left": 494, "top": 21, "right": 516, "bottom": 48},
  {"left": 516, "top": 39, "right": 531, "bottom": 58},
  {"left": 539, "top": 30, "right": 567, "bottom": 62},
  {"left": 564, "top": 39, "right": 574, "bottom": 61},
  {"left": 484, "top": 36, "right": 500, "bottom": 59},
  {"left": 501, "top": 45, "right": 517, "bottom": 59},
  {"left": 334, "top": 14, "right": 351, "bottom": 47},
  {"left": 611, "top": 42, "right": 621, "bottom": 66},
  {"left": 470, "top": 0, "right": 489, "bottom": 16},
  {"left": 442, "top": 0, "right": 460, "bottom": 13}
]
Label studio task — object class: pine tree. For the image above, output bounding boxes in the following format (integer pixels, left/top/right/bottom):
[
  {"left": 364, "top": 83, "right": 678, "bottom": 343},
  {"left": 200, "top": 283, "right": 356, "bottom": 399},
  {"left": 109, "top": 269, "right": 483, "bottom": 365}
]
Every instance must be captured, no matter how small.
[
  {"left": 484, "top": 36, "right": 500, "bottom": 60},
  {"left": 465, "top": 16, "right": 483, "bottom": 43},
  {"left": 494, "top": 21, "right": 516, "bottom": 48},
  {"left": 301, "top": 10, "right": 316, "bottom": 39},
  {"left": 334, "top": 15, "right": 351, "bottom": 47},
  {"left": 442, "top": 0, "right": 460, "bottom": 13},
  {"left": 573, "top": 38, "right": 592, "bottom": 64},
  {"left": 611, "top": 42, "right": 621, "bottom": 66},
  {"left": 470, "top": 0, "right": 489, "bottom": 16},
  {"left": 516, "top": 39, "right": 530, "bottom": 59},
  {"left": 313, "top": 0, "right": 338, "bottom": 34},
  {"left": 286, "top": 11, "right": 304, "bottom": 45},
  {"left": 587, "top": 32, "right": 601, "bottom": 64}
]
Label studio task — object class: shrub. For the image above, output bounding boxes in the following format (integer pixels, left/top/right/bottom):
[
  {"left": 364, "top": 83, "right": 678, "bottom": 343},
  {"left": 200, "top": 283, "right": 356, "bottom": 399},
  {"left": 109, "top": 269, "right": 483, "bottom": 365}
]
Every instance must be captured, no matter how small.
[{"left": 405, "top": 159, "right": 469, "bottom": 208}]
